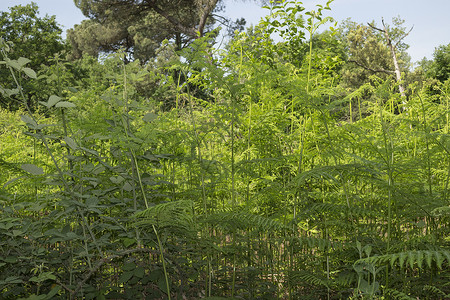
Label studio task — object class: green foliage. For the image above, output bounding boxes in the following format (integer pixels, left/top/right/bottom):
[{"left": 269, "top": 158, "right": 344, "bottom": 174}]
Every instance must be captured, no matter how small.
[
  {"left": 69, "top": 0, "right": 224, "bottom": 61},
  {"left": 0, "top": 1, "right": 449, "bottom": 299},
  {"left": 338, "top": 17, "right": 411, "bottom": 90},
  {"left": 0, "top": 3, "right": 66, "bottom": 110},
  {"left": 0, "top": 2, "right": 65, "bottom": 69},
  {"left": 424, "top": 43, "right": 450, "bottom": 82}
]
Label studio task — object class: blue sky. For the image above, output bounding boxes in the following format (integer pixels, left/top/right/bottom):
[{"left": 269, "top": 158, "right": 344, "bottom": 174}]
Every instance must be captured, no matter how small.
[{"left": 1, "top": 0, "right": 449, "bottom": 64}]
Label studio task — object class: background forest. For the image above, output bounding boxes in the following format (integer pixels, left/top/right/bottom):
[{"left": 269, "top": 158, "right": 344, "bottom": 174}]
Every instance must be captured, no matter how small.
[{"left": 0, "top": 0, "right": 449, "bottom": 299}]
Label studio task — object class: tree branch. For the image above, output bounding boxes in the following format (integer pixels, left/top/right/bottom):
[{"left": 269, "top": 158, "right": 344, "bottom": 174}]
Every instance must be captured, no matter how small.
[
  {"left": 395, "top": 25, "right": 414, "bottom": 48},
  {"left": 367, "top": 22, "right": 383, "bottom": 33},
  {"left": 348, "top": 59, "right": 394, "bottom": 74},
  {"left": 197, "top": 0, "right": 219, "bottom": 37},
  {"left": 146, "top": 0, "right": 198, "bottom": 38}
]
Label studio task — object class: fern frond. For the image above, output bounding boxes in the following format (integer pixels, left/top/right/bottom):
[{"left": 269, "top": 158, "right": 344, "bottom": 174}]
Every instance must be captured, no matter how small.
[
  {"left": 333, "top": 271, "right": 357, "bottom": 287},
  {"left": 431, "top": 205, "right": 450, "bottom": 217},
  {"left": 292, "top": 163, "right": 379, "bottom": 187},
  {"left": 289, "top": 270, "right": 329, "bottom": 288},
  {"left": 384, "top": 288, "right": 416, "bottom": 300},
  {"left": 423, "top": 285, "right": 448, "bottom": 298},
  {"left": 355, "top": 249, "right": 450, "bottom": 270},
  {"left": 132, "top": 200, "right": 195, "bottom": 233}
]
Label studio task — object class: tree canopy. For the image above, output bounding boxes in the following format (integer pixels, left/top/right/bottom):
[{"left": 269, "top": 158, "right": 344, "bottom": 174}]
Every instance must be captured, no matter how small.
[
  {"left": 68, "top": 0, "right": 224, "bottom": 62},
  {"left": 426, "top": 43, "right": 450, "bottom": 82},
  {"left": 0, "top": 2, "right": 66, "bottom": 110},
  {"left": 338, "top": 17, "right": 411, "bottom": 90}
]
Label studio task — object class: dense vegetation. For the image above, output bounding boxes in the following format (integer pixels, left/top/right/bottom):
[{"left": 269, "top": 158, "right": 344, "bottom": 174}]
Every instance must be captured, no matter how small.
[{"left": 0, "top": 1, "right": 449, "bottom": 299}]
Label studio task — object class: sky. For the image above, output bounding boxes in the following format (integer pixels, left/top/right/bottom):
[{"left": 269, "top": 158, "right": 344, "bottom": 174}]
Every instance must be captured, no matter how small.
[{"left": 1, "top": 0, "right": 449, "bottom": 64}]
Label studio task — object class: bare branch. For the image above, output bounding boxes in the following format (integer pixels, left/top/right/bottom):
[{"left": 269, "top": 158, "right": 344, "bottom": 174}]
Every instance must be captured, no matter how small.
[
  {"left": 395, "top": 25, "right": 414, "bottom": 48},
  {"left": 367, "top": 22, "right": 383, "bottom": 33}
]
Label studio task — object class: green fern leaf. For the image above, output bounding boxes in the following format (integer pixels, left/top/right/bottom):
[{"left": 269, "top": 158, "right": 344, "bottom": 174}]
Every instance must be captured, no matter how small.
[
  {"left": 407, "top": 251, "right": 416, "bottom": 269},
  {"left": 434, "top": 251, "right": 444, "bottom": 269},
  {"left": 425, "top": 250, "right": 433, "bottom": 268},
  {"left": 385, "top": 288, "right": 416, "bottom": 300},
  {"left": 398, "top": 252, "right": 407, "bottom": 269}
]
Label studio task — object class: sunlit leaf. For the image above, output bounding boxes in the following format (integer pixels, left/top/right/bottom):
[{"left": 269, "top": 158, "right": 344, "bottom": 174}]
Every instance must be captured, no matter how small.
[
  {"left": 23, "top": 67, "right": 36, "bottom": 79},
  {"left": 21, "top": 115, "right": 38, "bottom": 129},
  {"left": 17, "top": 57, "right": 31, "bottom": 67},
  {"left": 55, "top": 101, "right": 76, "bottom": 108},
  {"left": 21, "top": 164, "right": 44, "bottom": 175},
  {"left": 142, "top": 112, "right": 157, "bottom": 122},
  {"left": 47, "top": 95, "right": 62, "bottom": 107},
  {"left": 63, "top": 136, "right": 78, "bottom": 150}
]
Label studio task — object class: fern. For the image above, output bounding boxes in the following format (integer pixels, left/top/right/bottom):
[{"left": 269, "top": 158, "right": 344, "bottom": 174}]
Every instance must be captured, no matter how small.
[
  {"left": 132, "top": 200, "right": 195, "bottom": 234},
  {"left": 384, "top": 288, "right": 416, "bottom": 300},
  {"left": 355, "top": 249, "right": 450, "bottom": 270},
  {"left": 289, "top": 270, "right": 329, "bottom": 288},
  {"left": 423, "top": 285, "right": 448, "bottom": 298}
]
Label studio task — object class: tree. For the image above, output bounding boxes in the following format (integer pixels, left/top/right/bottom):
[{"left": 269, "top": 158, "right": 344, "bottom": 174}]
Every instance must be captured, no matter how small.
[
  {"left": 0, "top": 2, "right": 66, "bottom": 110},
  {"left": 368, "top": 18, "right": 413, "bottom": 98},
  {"left": 339, "top": 17, "right": 411, "bottom": 92},
  {"left": 69, "top": 0, "right": 225, "bottom": 62},
  {"left": 423, "top": 43, "right": 450, "bottom": 82}
]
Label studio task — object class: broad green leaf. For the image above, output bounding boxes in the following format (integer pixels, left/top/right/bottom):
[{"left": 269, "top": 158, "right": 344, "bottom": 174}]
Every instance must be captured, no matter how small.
[
  {"left": 123, "top": 262, "right": 136, "bottom": 271},
  {"left": 4, "top": 276, "right": 22, "bottom": 284},
  {"left": 18, "top": 293, "right": 47, "bottom": 300},
  {"left": 105, "top": 119, "right": 116, "bottom": 127},
  {"left": 110, "top": 175, "right": 124, "bottom": 184},
  {"left": 122, "top": 238, "right": 136, "bottom": 247},
  {"left": 92, "top": 165, "right": 105, "bottom": 175},
  {"left": 158, "top": 276, "right": 169, "bottom": 294},
  {"left": 143, "top": 112, "right": 157, "bottom": 122},
  {"left": 17, "top": 57, "right": 31, "bottom": 67},
  {"left": 12, "top": 230, "right": 24, "bottom": 236},
  {"left": 4, "top": 256, "right": 18, "bottom": 263},
  {"left": 45, "top": 286, "right": 61, "bottom": 299},
  {"left": 21, "top": 164, "right": 44, "bottom": 175},
  {"left": 2, "top": 87, "right": 19, "bottom": 96},
  {"left": 23, "top": 67, "right": 36, "bottom": 79},
  {"left": 67, "top": 87, "right": 78, "bottom": 93},
  {"left": 434, "top": 251, "right": 444, "bottom": 269},
  {"left": 118, "top": 271, "right": 134, "bottom": 283},
  {"left": 63, "top": 136, "right": 78, "bottom": 150},
  {"left": 6, "top": 59, "right": 20, "bottom": 70},
  {"left": 134, "top": 266, "right": 145, "bottom": 278},
  {"left": 21, "top": 115, "right": 38, "bottom": 129},
  {"left": 55, "top": 101, "right": 76, "bottom": 108},
  {"left": 123, "top": 181, "right": 133, "bottom": 191},
  {"left": 408, "top": 251, "right": 416, "bottom": 269},
  {"left": 28, "top": 272, "right": 56, "bottom": 283},
  {"left": 425, "top": 251, "right": 433, "bottom": 268},
  {"left": 47, "top": 95, "right": 62, "bottom": 108}
]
